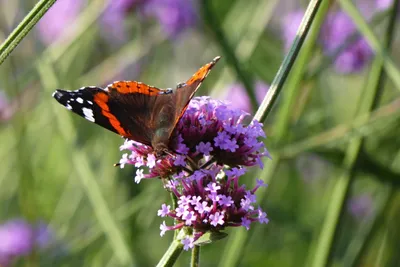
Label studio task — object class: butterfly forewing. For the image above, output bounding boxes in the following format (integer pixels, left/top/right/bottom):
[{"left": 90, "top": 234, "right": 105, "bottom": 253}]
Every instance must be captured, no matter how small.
[
  {"left": 53, "top": 87, "right": 124, "bottom": 136},
  {"left": 169, "top": 56, "right": 221, "bottom": 136},
  {"left": 52, "top": 57, "right": 221, "bottom": 154}
]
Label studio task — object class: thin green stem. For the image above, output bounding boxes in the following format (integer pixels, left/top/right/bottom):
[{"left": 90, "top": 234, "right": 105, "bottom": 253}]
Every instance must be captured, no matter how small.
[
  {"left": 280, "top": 97, "right": 400, "bottom": 157},
  {"left": 338, "top": 0, "right": 400, "bottom": 91},
  {"left": 0, "top": 0, "right": 57, "bottom": 65},
  {"left": 306, "top": 8, "right": 390, "bottom": 81},
  {"left": 190, "top": 246, "right": 200, "bottom": 267},
  {"left": 311, "top": 2, "right": 398, "bottom": 266},
  {"left": 352, "top": 187, "right": 395, "bottom": 266},
  {"left": 201, "top": 0, "right": 257, "bottom": 111},
  {"left": 254, "top": 0, "right": 325, "bottom": 123},
  {"left": 314, "top": 148, "right": 400, "bottom": 187},
  {"left": 273, "top": 0, "right": 330, "bottom": 140},
  {"left": 170, "top": 191, "right": 179, "bottom": 240},
  {"left": 156, "top": 240, "right": 184, "bottom": 267}
]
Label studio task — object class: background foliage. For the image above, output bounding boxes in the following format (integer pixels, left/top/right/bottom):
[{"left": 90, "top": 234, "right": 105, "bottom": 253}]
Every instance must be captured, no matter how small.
[{"left": 0, "top": 0, "right": 399, "bottom": 266}]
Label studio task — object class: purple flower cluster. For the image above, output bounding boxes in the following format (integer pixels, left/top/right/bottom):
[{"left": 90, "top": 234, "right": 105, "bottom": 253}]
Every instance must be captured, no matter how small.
[
  {"left": 119, "top": 96, "right": 269, "bottom": 249},
  {"left": 158, "top": 170, "right": 269, "bottom": 249},
  {"left": 0, "top": 219, "right": 51, "bottom": 266},
  {"left": 119, "top": 97, "right": 269, "bottom": 182}
]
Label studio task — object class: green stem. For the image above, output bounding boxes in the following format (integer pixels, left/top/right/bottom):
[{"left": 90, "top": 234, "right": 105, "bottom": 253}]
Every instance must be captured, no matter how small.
[
  {"left": 352, "top": 187, "right": 395, "bottom": 266},
  {"left": 156, "top": 240, "right": 184, "bottom": 267},
  {"left": 191, "top": 246, "right": 200, "bottom": 267},
  {"left": 201, "top": 0, "right": 257, "bottom": 111},
  {"left": 170, "top": 191, "right": 179, "bottom": 240},
  {"left": 338, "top": 0, "right": 400, "bottom": 91},
  {"left": 0, "top": 0, "right": 58, "bottom": 65},
  {"left": 306, "top": 8, "right": 390, "bottom": 81},
  {"left": 311, "top": 1, "right": 398, "bottom": 266},
  {"left": 272, "top": 0, "right": 330, "bottom": 140},
  {"left": 314, "top": 148, "right": 400, "bottom": 187},
  {"left": 254, "top": 0, "right": 325, "bottom": 123}
]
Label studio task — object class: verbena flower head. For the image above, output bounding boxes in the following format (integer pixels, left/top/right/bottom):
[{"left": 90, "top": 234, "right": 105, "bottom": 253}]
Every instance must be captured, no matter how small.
[
  {"left": 0, "top": 219, "right": 52, "bottom": 267},
  {"left": 119, "top": 96, "right": 269, "bottom": 183},
  {"left": 159, "top": 170, "right": 269, "bottom": 249},
  {"left": 320, "top": 8, "right": 373, "bottom": 73},
  {"left": 119, "top": 96, "right": 270, "bottom": 249}
]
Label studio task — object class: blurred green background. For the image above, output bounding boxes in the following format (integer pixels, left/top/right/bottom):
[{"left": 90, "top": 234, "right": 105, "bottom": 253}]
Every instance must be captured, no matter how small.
[{"left": 0, "top": 0, "right": 400, "bottom": 266}]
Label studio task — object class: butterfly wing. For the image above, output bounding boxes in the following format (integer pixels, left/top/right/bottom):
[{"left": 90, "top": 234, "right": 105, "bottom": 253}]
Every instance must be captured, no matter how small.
[
  {"left": 148, "top": 56, "right": 221, "bottom": 152},
  {"left": 53, "top": 81, "right": 172, "bottom": 146},
  {"left": 170, "top": 56, "right": 221, "bottom": 135}
]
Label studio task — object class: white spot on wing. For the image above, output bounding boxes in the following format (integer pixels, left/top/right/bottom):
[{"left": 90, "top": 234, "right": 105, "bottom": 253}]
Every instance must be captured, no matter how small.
[
  {"left": 82, "top": 107, "right": 95, "bottom": 122},
  {"left": 87, "top": 100, "right": 93, "bottom": 105},
  {"left": 66, "top": 104, "right": 72, "bottom": 110},
  {"left": 76, "top": 97, "right": 84, "bottom": 104}
]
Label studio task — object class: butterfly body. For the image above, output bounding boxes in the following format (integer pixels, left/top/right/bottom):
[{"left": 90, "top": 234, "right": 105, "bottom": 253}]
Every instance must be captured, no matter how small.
[{"left": 53, "top": 56, "right": 220, "bottom": 156}]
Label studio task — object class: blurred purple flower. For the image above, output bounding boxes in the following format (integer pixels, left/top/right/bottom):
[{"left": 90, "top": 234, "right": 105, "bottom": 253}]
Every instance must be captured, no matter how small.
[
  {"left": 295, "top": 154, "right": 330, "bottom": 183},
  {"left": 222, "top": 81, "right": 269, "bottom": 114},
  {"left": 281, "top": 10, "right": 305, "bottom": 52},
  {"left": 34, "top": 222, "right": 53, "bottom": 249},
  {"left": 144, "top": 0, "right": 197, "bottom": 37},
  {"left": 0, "top": 219, "right": 53, "bottom": 266},
  {"left": 320, "top": 8, "right": 373, "bottom": 73},
  {"left": 0, "top": 220, "right": 33, "bottom": 266},
  {"left": 376, "top": 0, "right": 393, "bottom": 10},
  {"left": 37, "top": 0, "right": 83, "bottom": 45},
  {"left": 348, "top": 193, "right": 374, "bottom": 219},
  {"left": 102, "top": 0, "right": 147, "bottom": 42},
  {"left": 0, "top": 91, "right": 16, "bottom": 122},
  {"left": 102, "top": 0, "right": 196, "bottom": 43}
]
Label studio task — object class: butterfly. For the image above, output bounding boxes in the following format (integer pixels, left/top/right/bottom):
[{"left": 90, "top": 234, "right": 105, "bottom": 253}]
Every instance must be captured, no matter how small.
[{"left": 52, "top": 56, "right": 220, "bottom": 156}]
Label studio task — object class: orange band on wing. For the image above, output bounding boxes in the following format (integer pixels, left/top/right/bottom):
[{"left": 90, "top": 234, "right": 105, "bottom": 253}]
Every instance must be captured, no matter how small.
[
  {"left": 93, "top": 92, "right": 128, "bottom": 136},
  {"left": 108, "top": 81, "right": 165, "bottom": 96},
  {"left": 186, "top": 56, "right": 221, "bottom": 85}
]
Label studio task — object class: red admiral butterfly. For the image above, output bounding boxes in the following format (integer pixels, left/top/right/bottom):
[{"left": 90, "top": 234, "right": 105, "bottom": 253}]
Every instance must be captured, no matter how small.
[{"left": 53, "top": 56, "right": 220, "bottom": 156}]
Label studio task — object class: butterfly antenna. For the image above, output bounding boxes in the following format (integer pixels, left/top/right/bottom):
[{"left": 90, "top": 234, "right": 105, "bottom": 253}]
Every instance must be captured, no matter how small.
[
  {"left": 199, "top": 157, "right": 216, "bottom": 170},
  {"left": 185, "top": 155, "right": 199, "bottom": 170}
]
